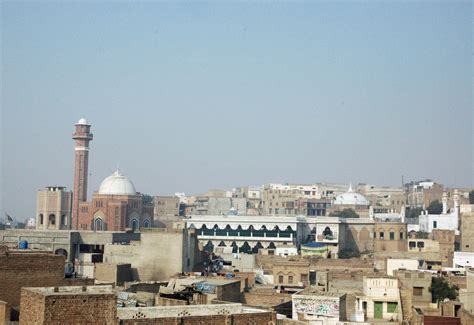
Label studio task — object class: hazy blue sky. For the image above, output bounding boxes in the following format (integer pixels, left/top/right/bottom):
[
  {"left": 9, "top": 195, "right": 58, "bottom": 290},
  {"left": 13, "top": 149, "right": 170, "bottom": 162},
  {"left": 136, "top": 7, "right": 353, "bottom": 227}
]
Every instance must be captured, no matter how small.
[{"left": 1, "top": 1, "right": 472, "bottom": 220}]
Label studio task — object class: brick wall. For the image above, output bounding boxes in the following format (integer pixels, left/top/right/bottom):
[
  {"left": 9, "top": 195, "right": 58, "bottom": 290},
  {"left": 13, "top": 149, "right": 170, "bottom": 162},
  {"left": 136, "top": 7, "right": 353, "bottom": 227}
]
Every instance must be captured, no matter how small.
[
  {"left": 20, "top": 289, "right": 117, "bottom": 325},
  {"left": 120, "top": 312, "right": 276, "bottom": 325},
  {"left": 0, "top": 251, "right": 65, "bottom": 307}
]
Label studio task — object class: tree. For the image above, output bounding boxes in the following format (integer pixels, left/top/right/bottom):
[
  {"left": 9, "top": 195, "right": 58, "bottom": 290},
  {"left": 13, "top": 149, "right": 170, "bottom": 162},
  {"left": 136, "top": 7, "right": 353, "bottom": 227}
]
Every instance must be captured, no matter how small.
[
  {"left": 469, "top": 190, "right": 474, "bottom": 204},
  {"left": 405, "top": 207, "right": 423, "bottom": 219},
  {"left": 427, "top": 200, "right": 443, "bottom": 214},
  {"left": 430, "top": 276, "right": 458, "bottom": 303},
  {"left": 329, "top": 208, "right": 359, "bottom": 219},
  {"left": 338, "top": 248, "right": 360, "bottom": 259},
  {"left": 415, "top": 231, "right": 429, "bottom": 239}
]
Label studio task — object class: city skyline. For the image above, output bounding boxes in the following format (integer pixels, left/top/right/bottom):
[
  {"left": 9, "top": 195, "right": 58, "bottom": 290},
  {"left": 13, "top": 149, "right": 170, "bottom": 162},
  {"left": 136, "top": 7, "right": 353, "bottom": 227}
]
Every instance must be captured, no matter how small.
[{"left": 1, "top": 2, "right": 472, "bottom": 220}]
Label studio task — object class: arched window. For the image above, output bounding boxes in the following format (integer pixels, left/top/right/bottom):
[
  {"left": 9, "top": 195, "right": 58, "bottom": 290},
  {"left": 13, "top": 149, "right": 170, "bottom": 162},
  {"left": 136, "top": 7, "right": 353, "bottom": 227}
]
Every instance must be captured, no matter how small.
[
  {"left": 130, "top": 219, "right": 139, "bottom": 231},
  {"left": 323, "top": 226, "right": 333, "bottom": 239},
  {"left": 39, "top": 214, "right": 44, "bottom": 225},
  {"left": 49, "top": 214, "right": 56, "bottom": 226},
  {"left": 94, "top": 218, "right": 104, "bottom": 231},
  {"left": 142, "top": 219, "right": 150, "bottom": 228}
]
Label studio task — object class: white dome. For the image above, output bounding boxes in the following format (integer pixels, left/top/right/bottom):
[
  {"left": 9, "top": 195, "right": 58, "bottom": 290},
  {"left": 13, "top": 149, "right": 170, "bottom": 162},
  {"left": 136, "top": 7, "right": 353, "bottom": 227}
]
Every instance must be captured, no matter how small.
[
  {"left": 98, "top": 170, "right": 136, "bottom": 196},
  {"left": 76, "top": 117, "right": 89, "bottom": 125},
  {"left": 334, "top": 184, "right": 369, "bottom": 206}
]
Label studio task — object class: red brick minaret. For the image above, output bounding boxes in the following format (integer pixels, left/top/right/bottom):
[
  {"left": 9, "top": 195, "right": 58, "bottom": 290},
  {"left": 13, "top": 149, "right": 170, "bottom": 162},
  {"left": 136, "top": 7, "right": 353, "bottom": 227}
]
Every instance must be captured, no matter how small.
[{"left": 71, "top": 118, "right": 93, "bottom": 229}]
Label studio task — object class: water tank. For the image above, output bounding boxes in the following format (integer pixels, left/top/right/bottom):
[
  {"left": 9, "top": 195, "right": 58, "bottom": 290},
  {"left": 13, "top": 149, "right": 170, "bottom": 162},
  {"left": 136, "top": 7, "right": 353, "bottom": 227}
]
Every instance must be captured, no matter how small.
[{"left": 19, "top": 240, "right": 28, "bottom": 249}]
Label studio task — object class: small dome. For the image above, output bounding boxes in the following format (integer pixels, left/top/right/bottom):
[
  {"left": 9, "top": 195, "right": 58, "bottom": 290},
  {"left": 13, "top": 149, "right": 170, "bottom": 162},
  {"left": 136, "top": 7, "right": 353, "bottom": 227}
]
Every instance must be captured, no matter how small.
[
  {"left": 76, "top": 117, "right": 89, "bottom": 125},
  {"left": 334, "top": 183, "right": 369, "bottom": 206},
  {"left": 98, "top": 170, "right": 136, "bottom": 196}
]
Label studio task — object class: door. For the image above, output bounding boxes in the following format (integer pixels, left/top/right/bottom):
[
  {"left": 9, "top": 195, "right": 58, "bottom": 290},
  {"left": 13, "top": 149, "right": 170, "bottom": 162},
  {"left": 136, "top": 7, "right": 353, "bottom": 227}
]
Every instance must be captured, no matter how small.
[{"left": 374, "top": 301, "right": 383, "bottom": 319}]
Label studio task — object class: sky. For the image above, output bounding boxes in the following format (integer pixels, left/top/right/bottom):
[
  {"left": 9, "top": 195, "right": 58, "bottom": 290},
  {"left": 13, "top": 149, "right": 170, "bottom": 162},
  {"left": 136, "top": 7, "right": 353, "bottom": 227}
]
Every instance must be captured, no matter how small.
[{"left": 1, "top": 1, "right": 472, "bottom": 221}]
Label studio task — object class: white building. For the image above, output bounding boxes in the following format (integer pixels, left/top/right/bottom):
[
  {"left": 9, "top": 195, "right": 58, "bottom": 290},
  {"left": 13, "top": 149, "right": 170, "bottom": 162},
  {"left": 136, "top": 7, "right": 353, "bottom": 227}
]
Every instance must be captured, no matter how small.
[
  {"left": 292, "top": 289, "right": 347, "bottom": 324},
  {"left": 386, "top": 259, "right": 419, "bottom": 276},
  {"left": 418, "top": 191, "right": 460, "bottom": 234},
  {"left": 453, "top": 252, "right": 474, "bottom": 268},
  {"left": 355, "top": 276, "right": 401, "bottom": 321}
]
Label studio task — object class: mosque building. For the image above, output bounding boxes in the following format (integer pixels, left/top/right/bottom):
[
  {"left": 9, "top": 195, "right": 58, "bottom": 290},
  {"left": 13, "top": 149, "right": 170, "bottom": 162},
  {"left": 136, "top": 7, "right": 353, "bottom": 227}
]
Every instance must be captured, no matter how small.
[
  {"left": 327, "top": 183, "right": 371, "bottom": 218},
  {"left": 76, "top": 169, "right": 154, "bottom": 231}
]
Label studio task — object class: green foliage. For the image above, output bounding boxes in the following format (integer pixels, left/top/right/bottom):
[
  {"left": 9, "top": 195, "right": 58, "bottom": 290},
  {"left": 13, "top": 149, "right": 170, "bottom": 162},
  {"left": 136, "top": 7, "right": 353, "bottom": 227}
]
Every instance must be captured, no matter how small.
[
  {"left": 427, "top": 200, "right": 443, "bottom": 214},
  {"left": 329, "top": 208, "right": 359, "bottom": 219},
  {"left": 338, "top": 248, "right": 360, "bottom": 259},
  {"left": 415, "top": 231, "right": 429, "bottom": 239},
  {"left": 469, "top": 190, "right": 474, "bottom": 204},
  {"left": 142, "top": 194, "right": 153, "bottom": 205},
  {"left": 430, "top": 276, "right": 458, "bottom": 303},
  {"left": 405, "top": 207, "right": 422, "bottom": 219}
]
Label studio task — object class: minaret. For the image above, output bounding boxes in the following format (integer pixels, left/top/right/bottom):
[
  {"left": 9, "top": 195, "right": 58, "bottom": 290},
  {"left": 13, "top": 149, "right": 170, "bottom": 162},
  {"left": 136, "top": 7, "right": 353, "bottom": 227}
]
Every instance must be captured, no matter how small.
[
  {"left": 442, "top": 192, "right": 448, "bottom": 214},
  {"left": 72, "top": 118, "right": 93, "bottom": 229}
]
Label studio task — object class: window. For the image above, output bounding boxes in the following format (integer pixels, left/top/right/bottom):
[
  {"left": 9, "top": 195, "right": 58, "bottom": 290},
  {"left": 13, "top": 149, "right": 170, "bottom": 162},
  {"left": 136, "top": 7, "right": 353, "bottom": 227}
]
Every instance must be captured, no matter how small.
[
  {"left": 400, "top": 232, "right": 404, "bottom": 240},
  {"left": 39, "top": 214, "right": 44, "bottom": 225},
  {"left": 379, "top": 232, "right": 384, "bottom": 240},
  {"left": 405, "top": 273, "right": 412, "bottom": 279},
  {"left": 409, "top": 241, "right": 416, "bottom": 249},
  {"left": 94, "top": 218, "right": 104, "bottom": 231},
  {"left": 389, "top": 232, "right": 395, "bottom": 240},
  {"left": 61, "top": 214, "right": 67, "bottom": 226},
  {"left": 387, "top": 302, "right": 398, "bottom": 313},
  {"left": 418, "top": 273, "right": 425, "bottom": 279},
  {"left": 433, "top": 221, "right": 437, "bottom": 229},
  {"left": 278, "top": 275, "right": 284, "bottom": 284},
  {"left": 413, "top": 287, "right": 423, "bottom": 296},
  {"left": 288, "top": 275, "right": 294, "bottom": 284},
  {"left": 301, "top": 274, "right": 308, "bottom": 284},
  {"left": 49, "top": 214, "right": 56, "bottom": 226}
]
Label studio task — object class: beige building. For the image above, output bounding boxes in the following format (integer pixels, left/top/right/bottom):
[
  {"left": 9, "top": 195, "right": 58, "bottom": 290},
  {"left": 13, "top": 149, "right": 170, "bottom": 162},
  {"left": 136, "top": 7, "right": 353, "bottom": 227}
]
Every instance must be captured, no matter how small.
[
  {"left": 154, "top": 196, "right": 180, "bottom": 228},
  {"left": 461, "top": 212, "right": 474, "bottom": 252},
  {"left": 432, "top": 229, "right": 455, "bottom": 267},
  {"left": 36, "top": 186, "right": 72, "bottom": 230},
  {"left": 102, "top": 228, "right": 199, "bottom": 281},
  {"left": 394, "top": 270, "right": 432, "bottom": 308},
  {"left": 273, "top": 259, "right": 310, "bottom": 287},
  {"left": 359, "top": 184, "right": 405, "bottom": 213},
  {"left": 374, "top": 222, "right": 407, "bottom": 253}
]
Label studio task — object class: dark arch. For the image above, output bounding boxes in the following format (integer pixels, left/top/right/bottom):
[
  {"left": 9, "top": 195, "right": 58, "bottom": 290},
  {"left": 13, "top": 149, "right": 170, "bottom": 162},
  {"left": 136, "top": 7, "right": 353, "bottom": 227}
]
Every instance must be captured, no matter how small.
[
  {"left": 218, "top": 241, "right": 226, "bottom": 247},
  {"left": 323, "top": 226, "right": 333, "bottom": 238},
  {"left": 48, "top": 214, "right": 56, "bottom": 226},
  {"left": 55, "top": 248, "right": 68, "bottom": 259},
  {"left": 239, "top": 242, "right": 252, "bottom": 254},
  {"left": 231, "top": 241, "right": 238, "bottom": 253},
  {"left": 252, "top": 242, "right": 263, "bottom": 254},
  {"left": 204, "top": 240, "right": 214, "bottom": 252},
  {"left": 268, "top": 242, "right": 276, "bottom": 249}
]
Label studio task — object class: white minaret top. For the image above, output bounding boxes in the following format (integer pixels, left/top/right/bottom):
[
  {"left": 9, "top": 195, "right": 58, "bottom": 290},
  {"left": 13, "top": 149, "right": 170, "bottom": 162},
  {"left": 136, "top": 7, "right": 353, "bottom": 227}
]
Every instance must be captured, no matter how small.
[
  {"left": 442, "top": 192, "right": 448, "bottom": 214},
  {"left": 76, "top": 117, "right": 89, "bottom": 125}
]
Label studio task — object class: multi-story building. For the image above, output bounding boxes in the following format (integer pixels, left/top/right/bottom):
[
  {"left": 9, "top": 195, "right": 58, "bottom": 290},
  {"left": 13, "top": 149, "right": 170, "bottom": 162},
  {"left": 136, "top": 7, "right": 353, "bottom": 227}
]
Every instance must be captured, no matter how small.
[
  {"left": 154, "top": 196, "right": 180, "bottom": 228},
  {"left": 461, "top": 212, "right": 474, "bottom": 252},
  {"left": 356, "top": 276, "right": 402, "bottom": 321},
  {"left": 36, "top": 186, "right": 72, "bottom": 230},
  {"left": 394, "top": 270, "right": 432, "bottom": 308},
  {"left": 374, "top": 221, "right": 407, "bottom": 253},
  {"left": 406, "top": 181, "right": 443, "bottom": 209},
  {"left": 359, "top": 184, "right": 405, "bottom": 213},
  {"left": 233, "top": 186, "right": 262, "bottom": 215}
]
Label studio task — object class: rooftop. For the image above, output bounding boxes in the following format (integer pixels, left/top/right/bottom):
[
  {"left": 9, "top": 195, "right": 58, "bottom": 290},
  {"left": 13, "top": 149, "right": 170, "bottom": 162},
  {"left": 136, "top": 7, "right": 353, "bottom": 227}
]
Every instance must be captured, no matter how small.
[
  {"left": 117, "top": 303, "right": 270, "bottom": 320},
  {"left": 23, "top": 285, "right": 114, "bottom": 296}
]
